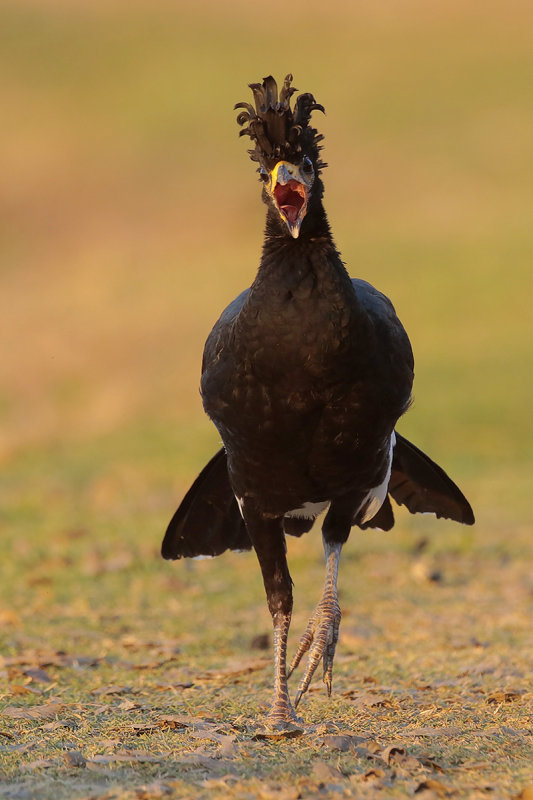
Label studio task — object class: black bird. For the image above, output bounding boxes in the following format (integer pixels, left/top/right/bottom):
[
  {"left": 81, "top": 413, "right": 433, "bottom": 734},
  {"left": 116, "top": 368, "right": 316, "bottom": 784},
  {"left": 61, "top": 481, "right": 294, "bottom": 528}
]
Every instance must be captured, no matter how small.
[{"left": 163, "top": 74, "right": 474, "bottom": 730}]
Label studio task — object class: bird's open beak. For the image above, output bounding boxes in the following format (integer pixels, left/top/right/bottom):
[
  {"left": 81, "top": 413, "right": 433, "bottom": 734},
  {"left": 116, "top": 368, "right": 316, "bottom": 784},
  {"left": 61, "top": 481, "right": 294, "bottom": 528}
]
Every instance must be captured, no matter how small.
[{"left": 269, "top": 161, "right": 311, "bottom": 239}]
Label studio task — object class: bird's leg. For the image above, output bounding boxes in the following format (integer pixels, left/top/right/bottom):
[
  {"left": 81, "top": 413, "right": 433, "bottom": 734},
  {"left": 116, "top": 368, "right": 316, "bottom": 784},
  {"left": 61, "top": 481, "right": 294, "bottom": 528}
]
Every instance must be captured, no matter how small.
[
  {"left": 243, "top": 507, "right": 302, "bottom": 730},
  {"left": 270, "top": 608, "right": 299, "bottom": 727},
  {"left": 288, "top": 538, "right": 343, "bottom": 708}
]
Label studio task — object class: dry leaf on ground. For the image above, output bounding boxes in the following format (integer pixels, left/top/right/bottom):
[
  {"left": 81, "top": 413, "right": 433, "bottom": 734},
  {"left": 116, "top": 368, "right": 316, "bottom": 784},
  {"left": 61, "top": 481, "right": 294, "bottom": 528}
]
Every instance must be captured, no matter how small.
[
  {"left": 320, "top": 734, "right": 353, "bottom": 751},
  {"left": 415, "top": 778, "right": 455, "bottom": 796},
  {"left": 128, "top": 722, "right": 160, "bottom": 735},
  {"left": 118, "top": 699, "right": 141, "bottom": 711},
  {"left": 486, "top": 689, "right": 523, "bottom": 704},
  {"left": 189, "top": 729, "right": 236, "bottom": 745},
  {"left": 157, "top": 714, "right": 221, "bottom": 731},
  {"left": 311, "top": 761, "right": 345, "bottom": 782},
  {"left": 409, "top": 726, "right": 462, "bottom": 737},
  {"left": 197, "top": 658, "right": 269, "bottom": 681},
  {"left": 21, "top": 759, "right": 56, "bottom": 771},
  {"left": 341, "top": 689, "right": 398, "bottom": 708},
  {"left": 2, "top": 703, "right": 64, "bottom": 720},
  {"left": 3, "top": 651, "right": 100, "bottom": 669},
  {"left": 256, "top": 781, "right": 301, "bottom": 800},
  {"left": 359, "top": 766, "right": 387, "bottom": 782},
  {"left": 134, "top": 783, "right": 174, "bottom": 799},
  {"left": 9, "top": 684, "right": 35, "bottom": 697},
  {"left": 23, "top": 667, "right": 53, "bottom": 683},
  {"left": 91, "top": 685, "right": 132, "bottom": 696},
  {"left": 380, "top": 744, "right": 420, "bottom": 768},
  {"left": 253, "top": 726, "right": 304, "bottom": 740},
  {"left": 419, "top": 756, "right": 446, "bottom": 773},
  {"left": 63, "top": 750, "right": 87, "bottom": 767},
  {"left": 89, "top": 750, "right": 162, "bottom": 765}
]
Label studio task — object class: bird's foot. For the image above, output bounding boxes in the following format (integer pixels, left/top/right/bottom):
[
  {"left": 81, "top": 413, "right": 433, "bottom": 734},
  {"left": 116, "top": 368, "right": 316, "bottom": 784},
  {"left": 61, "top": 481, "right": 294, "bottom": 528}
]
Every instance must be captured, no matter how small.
[
  {"left": 256, "top": 698, "right": 304, "bottom": 738},
  {"left": 288, "top": 597, "right": 341, "bottom": 707}
]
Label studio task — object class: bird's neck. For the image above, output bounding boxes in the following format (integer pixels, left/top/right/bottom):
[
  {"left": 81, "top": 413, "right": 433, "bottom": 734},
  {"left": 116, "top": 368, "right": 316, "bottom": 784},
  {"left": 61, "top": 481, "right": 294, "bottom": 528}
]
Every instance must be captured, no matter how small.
[
  {"left": 231, "top": 200, "right": 372, "bottom": 383},
  {"left": 255, "top": 202, "right": 354, "bottom": 302}
]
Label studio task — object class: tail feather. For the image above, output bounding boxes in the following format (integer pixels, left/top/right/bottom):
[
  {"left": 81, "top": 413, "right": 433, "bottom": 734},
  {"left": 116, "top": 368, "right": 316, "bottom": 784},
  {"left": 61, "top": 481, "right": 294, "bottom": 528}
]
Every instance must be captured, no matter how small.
[
  {"left": 162, "top": 448, "right": 251, "bottom": 560},
  {"left": 387, "top": 432, "right": 475, "bottom": 525}
]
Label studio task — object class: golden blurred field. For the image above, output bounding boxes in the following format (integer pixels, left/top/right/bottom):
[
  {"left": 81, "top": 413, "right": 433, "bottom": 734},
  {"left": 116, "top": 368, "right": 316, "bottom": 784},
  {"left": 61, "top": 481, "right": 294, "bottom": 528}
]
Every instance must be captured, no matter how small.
[
  {"left": 2, "top": 0, "right": 533, "bottom": 478},
  {"left": 1, "top": 2, "right": 533, "bottom": 797}
]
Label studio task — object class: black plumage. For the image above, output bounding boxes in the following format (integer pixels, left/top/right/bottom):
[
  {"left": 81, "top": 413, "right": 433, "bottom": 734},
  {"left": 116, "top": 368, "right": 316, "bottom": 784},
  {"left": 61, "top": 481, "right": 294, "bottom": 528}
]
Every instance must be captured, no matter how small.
[{"left": 163, "top": 74, "right": 474, "bottom": 730}]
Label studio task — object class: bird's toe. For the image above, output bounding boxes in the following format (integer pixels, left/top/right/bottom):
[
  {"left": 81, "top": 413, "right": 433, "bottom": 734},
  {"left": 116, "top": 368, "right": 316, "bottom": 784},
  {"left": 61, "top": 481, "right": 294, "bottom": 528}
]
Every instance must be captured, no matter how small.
[
  {"left": 262, "top": 699, "right": 304, "bottom": 735},
  {"left": 290, "top": 600, "right": 341, "bottom": 706}
]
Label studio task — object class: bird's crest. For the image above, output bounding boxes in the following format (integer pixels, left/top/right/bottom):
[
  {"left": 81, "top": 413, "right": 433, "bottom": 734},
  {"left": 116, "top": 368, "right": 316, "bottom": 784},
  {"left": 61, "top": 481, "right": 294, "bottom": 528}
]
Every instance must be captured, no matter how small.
[{"left": 235, "top": 74, "right": 327, "bottom": 171}]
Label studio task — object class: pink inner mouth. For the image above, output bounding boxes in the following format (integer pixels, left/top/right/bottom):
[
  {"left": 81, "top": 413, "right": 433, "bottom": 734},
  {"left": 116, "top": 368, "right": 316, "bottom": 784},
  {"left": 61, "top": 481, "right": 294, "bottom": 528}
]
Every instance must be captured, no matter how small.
[{"left": 273, "top": 180, "right": 306, "bottom": 224}]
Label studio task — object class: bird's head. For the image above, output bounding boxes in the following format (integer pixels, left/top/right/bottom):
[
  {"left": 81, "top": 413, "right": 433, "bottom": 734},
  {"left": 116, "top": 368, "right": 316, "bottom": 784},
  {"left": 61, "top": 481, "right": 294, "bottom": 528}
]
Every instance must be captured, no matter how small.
[{"left": 235, "top": 74, "right": 326, "bottom": 239}]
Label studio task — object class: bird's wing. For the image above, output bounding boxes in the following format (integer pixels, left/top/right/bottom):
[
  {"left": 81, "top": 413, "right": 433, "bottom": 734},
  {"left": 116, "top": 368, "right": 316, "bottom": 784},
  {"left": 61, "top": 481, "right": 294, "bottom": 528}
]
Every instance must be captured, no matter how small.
[
  {"left": 351, "top": 277, "right": 414, "bottom": 374},
  {"left": 161, "top": 448, "right": 251, "bottom": 559},
  {"left": 202, "top": 288, "right": 250, "bottom": 373},
  {"left": 162, "top": 288, "right": 255, "bottom": 560}
]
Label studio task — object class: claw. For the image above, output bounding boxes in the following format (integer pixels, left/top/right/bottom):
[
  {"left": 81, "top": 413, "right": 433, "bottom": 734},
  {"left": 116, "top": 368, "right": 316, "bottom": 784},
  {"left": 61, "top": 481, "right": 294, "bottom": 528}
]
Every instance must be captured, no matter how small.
[
  {"left": 323, "top": 612, "right": 340, "bottom": 695},
  {"left": 291, "top": 599, "right": 341, "bottom": 704},
  {"left": 288, "top": 540, "right": 343, "bottom": 707},
  {"left": 287, "top": 620, "right": 314, "bottom": 678},
  {"left": 265, "top": 701, "right": 304, "bottom": 730}
]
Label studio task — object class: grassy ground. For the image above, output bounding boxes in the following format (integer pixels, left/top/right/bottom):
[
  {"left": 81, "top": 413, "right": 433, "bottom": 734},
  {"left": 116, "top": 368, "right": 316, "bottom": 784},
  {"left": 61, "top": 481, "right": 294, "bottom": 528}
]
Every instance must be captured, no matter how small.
[{"left": 1, "top": 1, "right": 533, "bottom": 798}]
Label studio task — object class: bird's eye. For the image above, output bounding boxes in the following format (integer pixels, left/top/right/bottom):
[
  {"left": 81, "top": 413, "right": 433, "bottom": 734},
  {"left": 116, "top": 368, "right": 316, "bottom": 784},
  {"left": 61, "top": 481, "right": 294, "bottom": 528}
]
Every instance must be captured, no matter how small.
[
  {"left": 259, "top": 166, "right": 269, "bottom": 182},
  {"left": 302, "top": 156, "right": 313, "bottom": 174}
]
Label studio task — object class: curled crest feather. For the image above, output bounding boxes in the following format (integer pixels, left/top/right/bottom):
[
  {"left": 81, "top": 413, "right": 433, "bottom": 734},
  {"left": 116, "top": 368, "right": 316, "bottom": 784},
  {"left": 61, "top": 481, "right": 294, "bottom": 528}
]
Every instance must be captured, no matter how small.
[{"left": 235, "top": 73, "right": 327, "bottom": 171}]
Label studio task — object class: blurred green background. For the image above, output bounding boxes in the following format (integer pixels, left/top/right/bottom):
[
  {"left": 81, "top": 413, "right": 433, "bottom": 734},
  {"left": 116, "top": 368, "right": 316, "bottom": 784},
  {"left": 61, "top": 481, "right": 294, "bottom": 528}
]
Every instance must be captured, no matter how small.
[{"left": 1, "top": 0, "right": 533, "bottom": 570}]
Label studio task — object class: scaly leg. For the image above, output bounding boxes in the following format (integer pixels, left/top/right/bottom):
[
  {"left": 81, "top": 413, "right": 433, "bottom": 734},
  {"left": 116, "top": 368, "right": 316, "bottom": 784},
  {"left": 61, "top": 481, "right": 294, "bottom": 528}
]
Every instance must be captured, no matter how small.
[
  {"left": 288, "top": 539, "right": 342, "bottom": 707},
  {"left": 269, "top": 609, "right": 302, "bottom": 728},
  {"left": 243, "top": 507, "right": 302, "bottom": 729}
]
